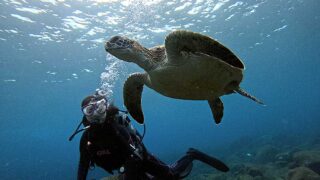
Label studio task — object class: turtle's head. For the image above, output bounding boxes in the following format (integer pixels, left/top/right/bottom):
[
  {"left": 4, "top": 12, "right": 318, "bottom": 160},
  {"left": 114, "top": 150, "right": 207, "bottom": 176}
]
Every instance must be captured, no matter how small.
[{"left": 105, "top": 35, "right": 144, "bottom": 62}]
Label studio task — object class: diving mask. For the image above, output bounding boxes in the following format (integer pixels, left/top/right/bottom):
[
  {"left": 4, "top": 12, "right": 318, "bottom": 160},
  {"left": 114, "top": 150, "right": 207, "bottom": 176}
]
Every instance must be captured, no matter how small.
[{"left": 82, "top": 98, "right": 107, "bottom": 123}]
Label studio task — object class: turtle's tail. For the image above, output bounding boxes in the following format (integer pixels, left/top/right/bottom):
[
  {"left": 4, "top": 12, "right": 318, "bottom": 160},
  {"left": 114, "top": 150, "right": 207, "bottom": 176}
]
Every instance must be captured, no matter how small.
[{"left": 235, "top": 88, "right": 265, "bottom": 106}]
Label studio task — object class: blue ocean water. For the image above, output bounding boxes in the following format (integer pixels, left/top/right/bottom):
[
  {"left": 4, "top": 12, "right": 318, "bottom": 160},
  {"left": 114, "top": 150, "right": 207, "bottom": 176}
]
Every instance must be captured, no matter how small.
[{"left": 0, "top": 0, "right": 319, "bottom": 179}]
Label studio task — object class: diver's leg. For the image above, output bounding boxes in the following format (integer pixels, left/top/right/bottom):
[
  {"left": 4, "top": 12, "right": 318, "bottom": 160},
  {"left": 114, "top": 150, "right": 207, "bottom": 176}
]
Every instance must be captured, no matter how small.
[
  {"left": 187, "top": 148, "right": 229, "bottom": 172},
  {"left": 142, "top": 153, "right": 176, "bottom": 179},
  {"left": 169, "top": 154, "right": 194, "bottom": 179}
]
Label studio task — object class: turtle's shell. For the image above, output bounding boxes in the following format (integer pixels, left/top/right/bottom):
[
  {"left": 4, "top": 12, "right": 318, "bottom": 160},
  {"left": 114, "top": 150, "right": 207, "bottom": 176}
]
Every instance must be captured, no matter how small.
[{"left": 146, "top": 30, "right": 245, "bottom": 100}]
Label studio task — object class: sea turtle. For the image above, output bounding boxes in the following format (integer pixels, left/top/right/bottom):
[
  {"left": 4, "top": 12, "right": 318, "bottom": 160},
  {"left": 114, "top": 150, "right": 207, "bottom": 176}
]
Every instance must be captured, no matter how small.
[{"left": 105, "top": 30, "right": 263, "bottom": 124}]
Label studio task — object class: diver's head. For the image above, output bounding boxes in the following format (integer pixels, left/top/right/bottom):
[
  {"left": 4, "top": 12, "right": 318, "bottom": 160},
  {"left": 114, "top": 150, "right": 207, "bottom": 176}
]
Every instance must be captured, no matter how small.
[{"left": 81, "top": 90, "right": 108, "bottom": 124}]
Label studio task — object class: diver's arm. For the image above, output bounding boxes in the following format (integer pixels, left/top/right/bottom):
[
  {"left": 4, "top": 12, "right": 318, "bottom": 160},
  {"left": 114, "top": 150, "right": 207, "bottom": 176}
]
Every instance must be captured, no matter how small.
[{"left": 77, "top": 133, "right": 90, "bottom": 180}]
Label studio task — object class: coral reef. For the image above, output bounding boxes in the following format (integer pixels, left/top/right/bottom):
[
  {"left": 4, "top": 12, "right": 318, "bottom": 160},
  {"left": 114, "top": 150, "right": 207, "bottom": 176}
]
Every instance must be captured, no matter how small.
[
  {"left": 187, "top": 134, "right": 320, "bottom": 180},
  {"left": 287, "top": 167, "right": 320, "bottom": 180}
]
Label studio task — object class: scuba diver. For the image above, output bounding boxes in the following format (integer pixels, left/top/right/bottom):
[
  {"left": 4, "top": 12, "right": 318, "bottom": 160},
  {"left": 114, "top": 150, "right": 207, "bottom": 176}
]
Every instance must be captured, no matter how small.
[{"left": 69, "top": 90, "right": 229, "bottom": 180}]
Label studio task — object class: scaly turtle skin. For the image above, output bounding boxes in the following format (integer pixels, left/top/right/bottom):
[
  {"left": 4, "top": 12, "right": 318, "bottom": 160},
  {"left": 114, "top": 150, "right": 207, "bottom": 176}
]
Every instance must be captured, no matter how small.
[{"left": 105, "top": 30, "right": 263, "bottom": 124}]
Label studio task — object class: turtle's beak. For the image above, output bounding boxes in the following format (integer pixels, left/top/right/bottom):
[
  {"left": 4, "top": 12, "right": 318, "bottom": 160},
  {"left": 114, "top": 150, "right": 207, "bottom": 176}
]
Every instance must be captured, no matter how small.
[{"left": 104, "top": 41, "right": 113, "bottom": 51}]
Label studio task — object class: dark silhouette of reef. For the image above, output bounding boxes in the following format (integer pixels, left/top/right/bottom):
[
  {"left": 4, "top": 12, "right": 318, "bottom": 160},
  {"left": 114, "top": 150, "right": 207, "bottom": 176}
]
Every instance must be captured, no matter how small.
[{"left": 187, "top": 133, "right": 320, "bottom": 180}]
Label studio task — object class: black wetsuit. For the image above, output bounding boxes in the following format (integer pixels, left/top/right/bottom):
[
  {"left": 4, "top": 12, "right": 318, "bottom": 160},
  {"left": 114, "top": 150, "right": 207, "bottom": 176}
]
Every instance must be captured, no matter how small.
[
  {"left": 77, "top": 111, "right": 190, "bottom": 180},
  {"left": 77, "top": 111, "right": 229, "bottom": 180}
]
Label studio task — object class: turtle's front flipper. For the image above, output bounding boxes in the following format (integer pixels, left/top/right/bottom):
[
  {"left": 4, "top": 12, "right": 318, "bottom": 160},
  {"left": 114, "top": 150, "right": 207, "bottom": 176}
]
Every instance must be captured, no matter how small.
[
  {"left": 123, "top": 73, "right": 148, "bottom": 124},
  {"left": 235, "top": 87, "right": 265, "bottom": 105},
  {"left": 208, "top": 98, "right": 224, "bottom": 124}
]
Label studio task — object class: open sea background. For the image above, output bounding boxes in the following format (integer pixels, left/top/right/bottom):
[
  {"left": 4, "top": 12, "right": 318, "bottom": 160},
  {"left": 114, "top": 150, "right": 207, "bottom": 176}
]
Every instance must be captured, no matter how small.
[{"left": 0, "top": 0, "right": 319, "bottom": 179}]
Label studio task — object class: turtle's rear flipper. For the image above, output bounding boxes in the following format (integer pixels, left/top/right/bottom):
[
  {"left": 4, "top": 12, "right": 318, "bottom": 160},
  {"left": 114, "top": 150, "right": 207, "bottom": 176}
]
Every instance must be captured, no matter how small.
[
  {"left": 187, "top": 148, "right": 229, "bottom": 172},
  {"left": 235, "top": 88, "right": 265, "bottom": 105},
  {"left": 123, "top": 73, "right": 147, "bottom": 124},
  {"left": 208, "top": 98, "right": 224, "bottom": 124}
]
